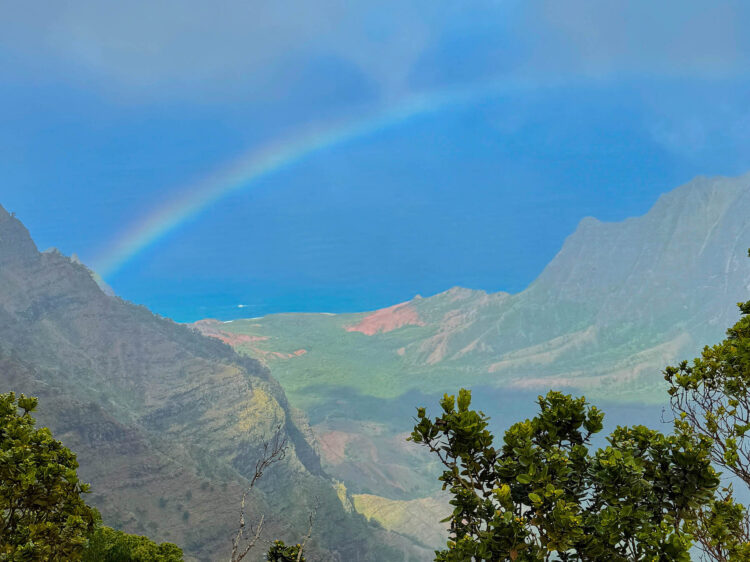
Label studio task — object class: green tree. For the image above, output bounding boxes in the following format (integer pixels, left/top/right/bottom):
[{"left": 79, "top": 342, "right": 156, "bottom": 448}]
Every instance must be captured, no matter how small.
[
  {"left": 665, "top": 255, "right": 750, "bottom": 560},
  {"left": 266, "top": 540, "right": 304, "bottom": 561},
  {"left": 0, "top": 392, "right": 98, "bottom": 560},
  {"left": 81, "top": 526, "right": 183, "bottom": 562},
  {"left": 411, "top": 389, "right": 719, "bottom": 561}
]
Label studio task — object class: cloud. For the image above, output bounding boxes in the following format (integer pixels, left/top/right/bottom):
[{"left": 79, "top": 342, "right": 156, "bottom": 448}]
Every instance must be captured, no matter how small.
[
  {"left": 2, "top": 0, "right": 749, "bottom": 107},
  {"left": 527, "top": 0, "right": 750, "bottom": 79},
  {"left": 1, "top": 0, "right": 449, "bottom": 102}
]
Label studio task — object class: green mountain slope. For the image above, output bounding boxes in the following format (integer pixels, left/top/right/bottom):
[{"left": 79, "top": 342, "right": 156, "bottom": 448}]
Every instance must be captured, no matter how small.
[
  {"left": 201, "top": 173, "right": 750, "bottom": 403},
  {"left": 0, "top": 206, "right": 424, "bottom": 561}
]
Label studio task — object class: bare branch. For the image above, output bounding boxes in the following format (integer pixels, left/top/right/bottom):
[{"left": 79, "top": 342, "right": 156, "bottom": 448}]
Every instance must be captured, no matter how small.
[
  {"left": 250, "top": 425, "right": 289, "bottom": 490},
  {"left": 296, "top": 498, "right": 319, "bottom": 562},
  {"left": 230, "top": 425, "right": 289, "bottom": 562}
]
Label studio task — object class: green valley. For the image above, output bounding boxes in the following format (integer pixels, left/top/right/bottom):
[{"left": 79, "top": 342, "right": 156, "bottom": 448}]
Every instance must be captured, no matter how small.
[{"left": 194, "top": 173, "right": 750, "bottom": 545}]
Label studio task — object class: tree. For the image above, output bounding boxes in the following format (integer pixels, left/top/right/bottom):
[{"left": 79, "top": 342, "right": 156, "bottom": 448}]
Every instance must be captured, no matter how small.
[
  {"left": 266, "top": 540, "right": 305, "bottom": 561},
  {"left": 264, "top": 508, "right": 315, "bottom": 562},
  {"left": 81, "top": 526, "right": 183, "bottom": 562},
  {"left": 0, "top": 392, "right": 98, "bottom": 560},
  {"left": 411, "top": 389, "right": 719, "bottom": 561},
  {"left": 665, "top": 254, "right": 750, "bottom": 560},
  {"left": 229, "top": 427, "right": 316, "bottom": 562},
  {"left": 230, "top": 427, "right": 288, "bottom": 562}
]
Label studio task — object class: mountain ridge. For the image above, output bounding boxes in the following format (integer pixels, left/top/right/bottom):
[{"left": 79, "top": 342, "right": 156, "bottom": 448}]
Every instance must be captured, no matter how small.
[
  {"left": 195, "top": 173, "right": 750, "bottom": 513},
  {"left": 0, "top": 204, "right": 423, "bottom": 561}
]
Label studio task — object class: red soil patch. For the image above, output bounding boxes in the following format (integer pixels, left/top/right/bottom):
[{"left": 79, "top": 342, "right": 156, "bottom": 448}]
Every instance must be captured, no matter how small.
[
  {"left": 192, "top": 320, "right": 306, "bottom": 360},
  {"left": 215, "top": 333, "right": 269, "bottom": 346},
  {"left": 316, "top": 430, "right": 358, "bottom": 465},
  {"left": 345, "top": 302, "right": 425, "bottom": 336},
  {"left": 254, "top": 349, "right": 307, "bottom": 360},
  {"left": 192, "top": 320, "right": 269, "bottom": 347}
]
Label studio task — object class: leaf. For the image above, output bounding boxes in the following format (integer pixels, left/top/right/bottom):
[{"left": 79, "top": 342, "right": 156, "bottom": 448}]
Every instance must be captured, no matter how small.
[
  {"left": 457, "top": 389, "right": 472, "bottom": 412},
  {"left": 516, "top": 473, "right": 532, "bottom": 484}
]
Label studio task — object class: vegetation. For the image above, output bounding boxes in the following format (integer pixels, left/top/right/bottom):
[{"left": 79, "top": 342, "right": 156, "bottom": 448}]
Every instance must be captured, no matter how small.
[
  {"left": 81, "top": 526, "right": 183, "bottom": 562},
  {"left": 3, "top": 234, "right": 749, "bottom": 559},
  {"left": 411, "top": 389, "right": 719, "bottom": 560},
  {"left": 266, "top": 540, "right": 305, "bottom": 561},
  {"left": 665, "top": 263, "right": 750, "bottom": 560},
  {"left": 0, "top": 390, "right": 183, "bottom": 561},
  {"left": 1, "top": 392, "right": 98, "bottom": 560},
  {"left": 10, "top": 286, "right": 750, "bottom": 561},
  {"left": 409, "top": 250, "right": 750, "bottom": 561},
  {"left": 0, "top": 388, "right": 319, "bottom": 562},
  {"left": 6, "top": 305, "right": 750, "bottom": 561}
]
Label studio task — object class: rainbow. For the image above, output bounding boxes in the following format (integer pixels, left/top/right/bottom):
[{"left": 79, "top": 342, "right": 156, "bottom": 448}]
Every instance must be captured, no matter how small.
[{"left": 92, "top": 82, "right": 513, "bottom": 278}]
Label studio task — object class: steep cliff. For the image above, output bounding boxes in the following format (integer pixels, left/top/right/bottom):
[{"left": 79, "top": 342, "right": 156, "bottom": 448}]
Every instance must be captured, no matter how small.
[{"left": 0, "top": 206, "right": 419, "bottom": 561}]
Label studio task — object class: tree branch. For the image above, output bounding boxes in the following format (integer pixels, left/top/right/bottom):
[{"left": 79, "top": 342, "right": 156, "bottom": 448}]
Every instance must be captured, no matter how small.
[{"left": 230, "top": 425, "right": 289, "bottom": 562}]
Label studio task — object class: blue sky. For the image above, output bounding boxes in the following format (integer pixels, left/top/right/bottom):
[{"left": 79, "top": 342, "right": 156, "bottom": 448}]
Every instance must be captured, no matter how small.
[{"left": 2, "top": 1, "right": 750, "bottom": 321}]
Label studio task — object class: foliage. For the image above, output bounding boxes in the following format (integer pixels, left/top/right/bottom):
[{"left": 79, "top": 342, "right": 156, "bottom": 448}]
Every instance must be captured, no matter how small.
[
  {"left": 1, "top": 391, "right": 181, "bottom": 561},
  {"left": 411, "top": 389, "right": 719, "bottom": 561},
  {"left": 0, "top": 392, "right": 98, "bottom": 561},
  {"left": 688, "top": 488, "right": 750, "bottom": 561},
  {"left": 266, "top": 540, "right": 305, "bottom": 561},
  {"left": 665, "top": 255, "right": 750, "bottom": 561},
  {"left": 81, "top": 526, "right": 183, "bottom": 562},
  {"left": 665, "top": 299, "right": 750, "bottom": 484}
]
